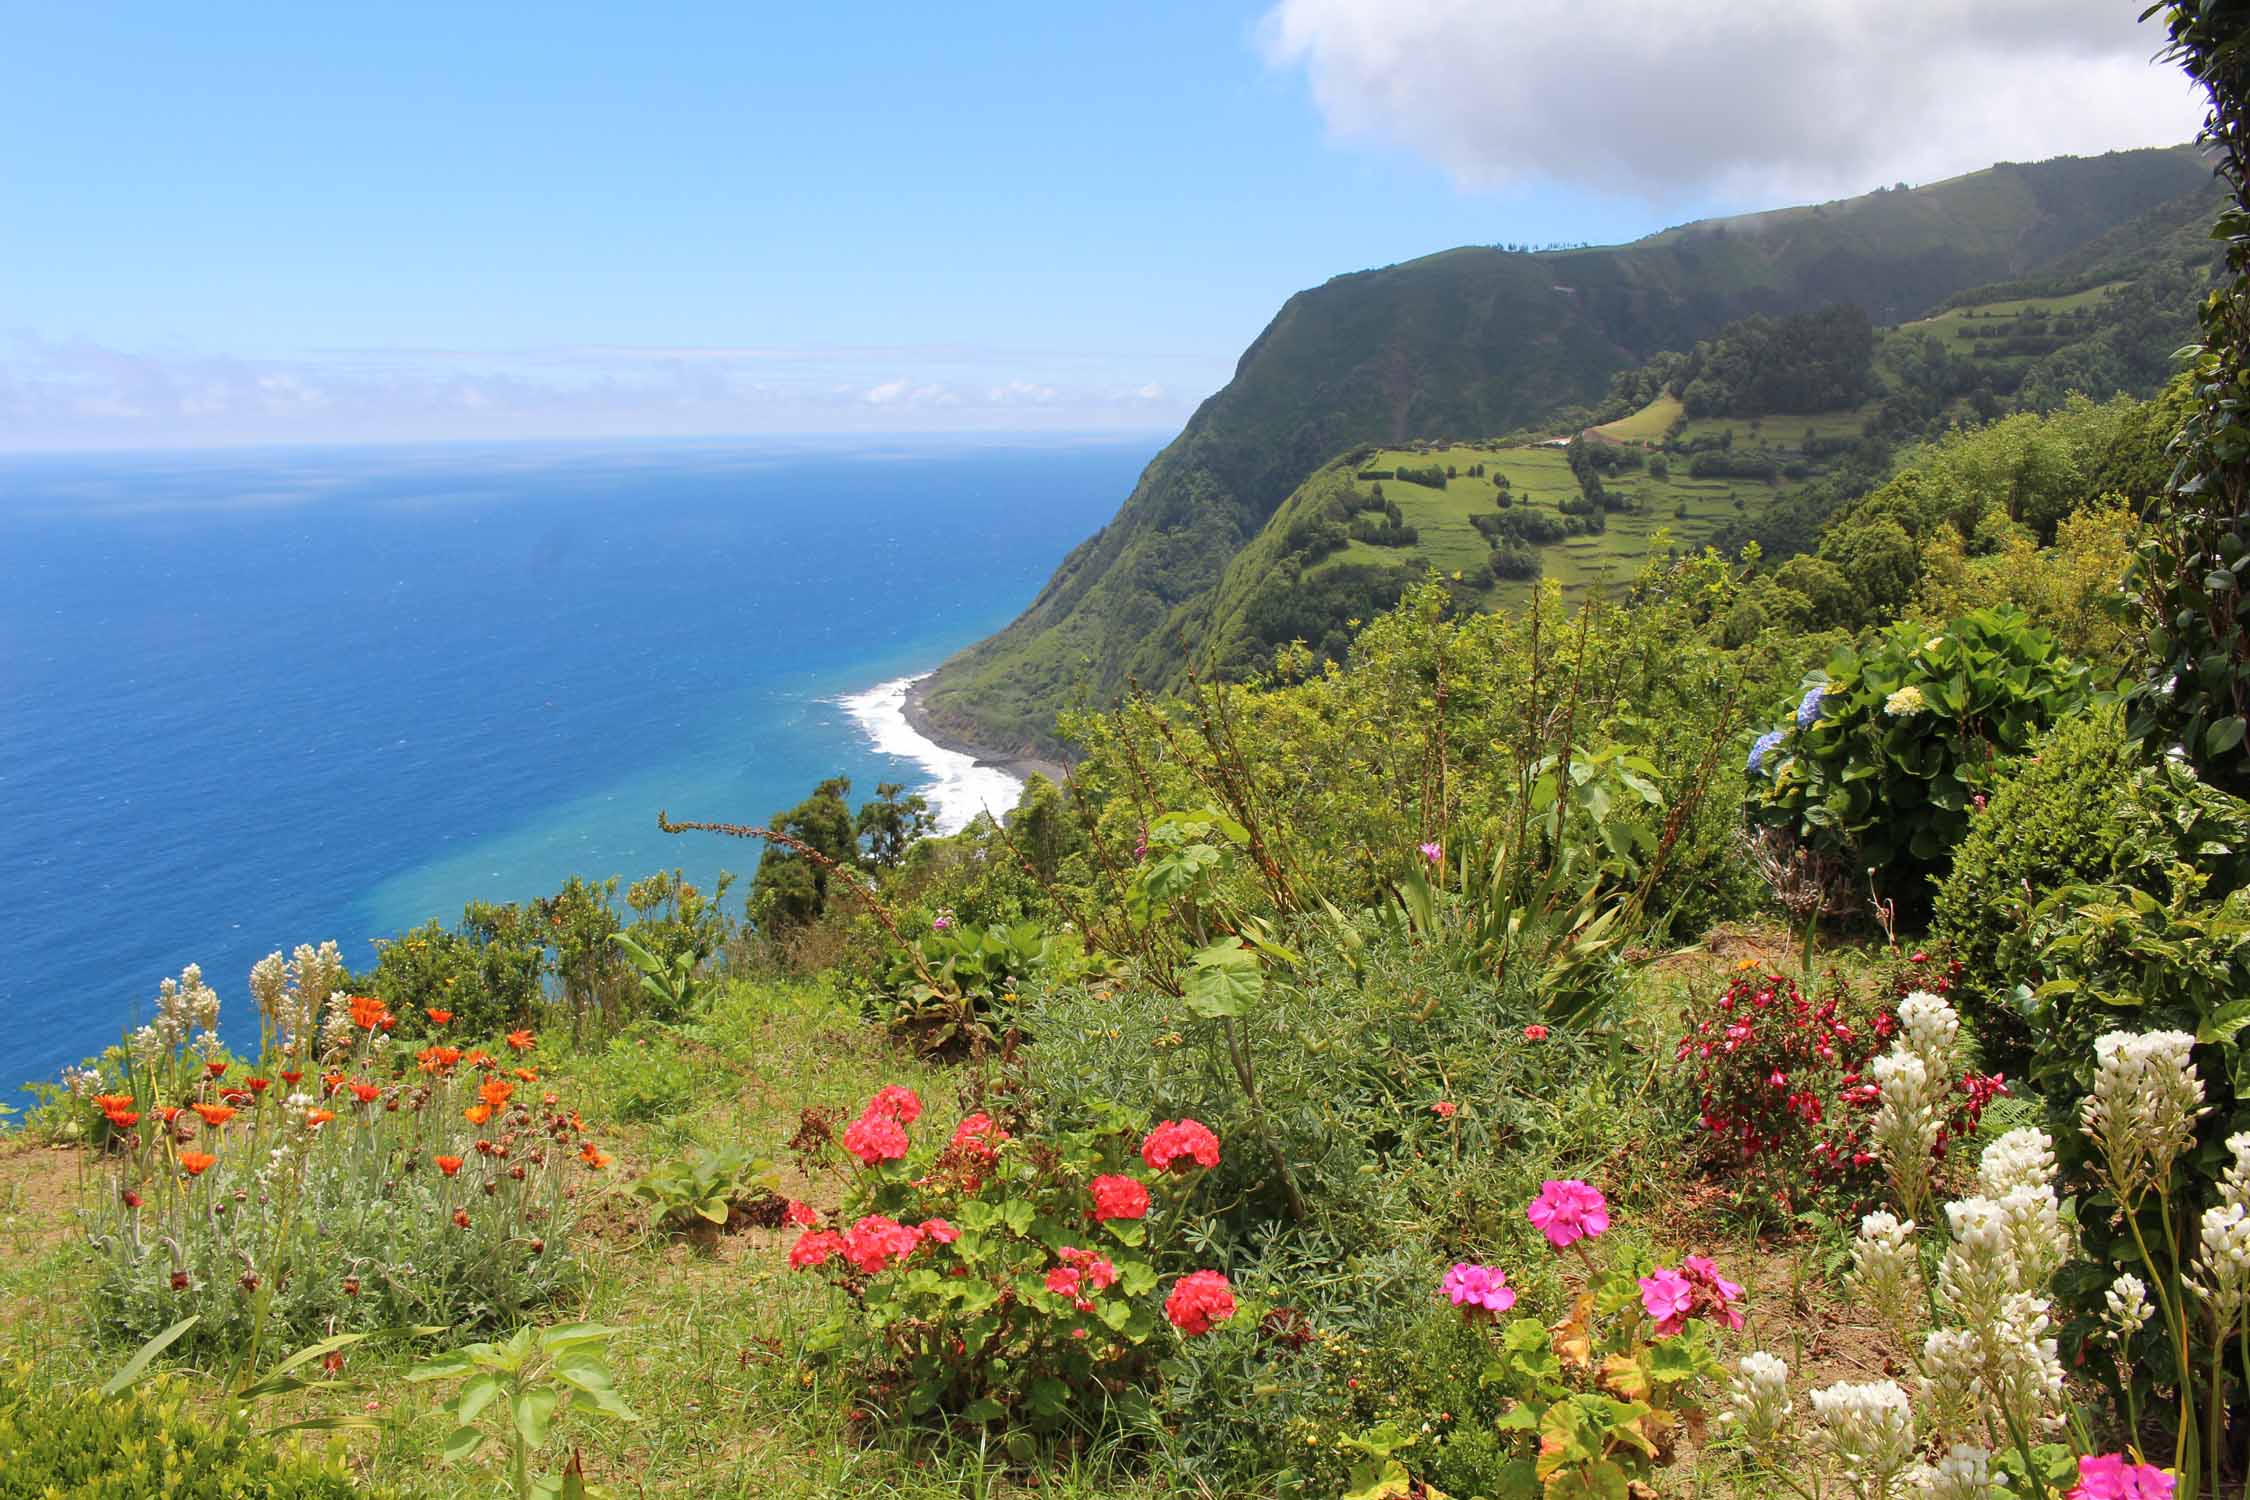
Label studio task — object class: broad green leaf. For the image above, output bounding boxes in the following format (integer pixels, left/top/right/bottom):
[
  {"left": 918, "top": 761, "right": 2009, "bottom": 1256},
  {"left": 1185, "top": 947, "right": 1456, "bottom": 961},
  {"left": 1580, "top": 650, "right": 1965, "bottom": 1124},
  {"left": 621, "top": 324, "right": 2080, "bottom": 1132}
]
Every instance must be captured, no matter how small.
[
  {"left": 514, "top": 1385, "right": 560, "bottom": 1449},
  {"left": 103, "top": 1315, "right": 199, "bottom": 1397},
  {"left": 442, "top": 1424, "right": 489, "bottom": 1462}
]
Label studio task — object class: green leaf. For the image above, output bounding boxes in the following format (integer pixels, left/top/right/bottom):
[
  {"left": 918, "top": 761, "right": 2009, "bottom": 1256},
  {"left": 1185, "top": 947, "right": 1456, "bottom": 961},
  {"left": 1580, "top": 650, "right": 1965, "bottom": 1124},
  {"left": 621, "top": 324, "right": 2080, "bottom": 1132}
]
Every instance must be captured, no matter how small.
[
  {"left": 514, "top": 1385, "right": 560, "bottom": 1450},
  {"left": 960, "top": 1396, "right": 1007, "bottom": 1423},
  {"left": 102, "top": 1315, "right": 199, "bottom": 1396},
  {"left": 537, "top": 1324, "right": 626, "bottom": 1354},
  {"left": 1182, "top": 939, "right": 1261, "bottom": 1020},
  {"left": 455, "top": 1371, "right": 506, "bottom": 1426},
  {"left": 2206, "top": 715, "right": 2246, "bottom": 756},
  {"left": 442, "top": 1424, "right": 489, "bottom": 1462}
]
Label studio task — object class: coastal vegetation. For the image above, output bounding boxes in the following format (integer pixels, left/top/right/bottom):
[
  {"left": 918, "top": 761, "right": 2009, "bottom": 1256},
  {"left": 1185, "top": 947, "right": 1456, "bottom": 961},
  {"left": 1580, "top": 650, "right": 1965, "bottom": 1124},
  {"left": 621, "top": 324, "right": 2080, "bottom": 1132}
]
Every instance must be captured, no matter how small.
[{"left": 10, "top": 11, "right": 2250, "bottom": 1500}]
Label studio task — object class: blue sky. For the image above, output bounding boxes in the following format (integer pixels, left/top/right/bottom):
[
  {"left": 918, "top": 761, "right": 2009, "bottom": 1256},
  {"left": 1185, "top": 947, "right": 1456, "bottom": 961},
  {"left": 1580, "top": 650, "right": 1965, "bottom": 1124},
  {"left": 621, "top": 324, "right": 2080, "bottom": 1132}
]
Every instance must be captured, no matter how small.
[{"left": 0, "top": 1, "right": 2204, "bottom": 448}]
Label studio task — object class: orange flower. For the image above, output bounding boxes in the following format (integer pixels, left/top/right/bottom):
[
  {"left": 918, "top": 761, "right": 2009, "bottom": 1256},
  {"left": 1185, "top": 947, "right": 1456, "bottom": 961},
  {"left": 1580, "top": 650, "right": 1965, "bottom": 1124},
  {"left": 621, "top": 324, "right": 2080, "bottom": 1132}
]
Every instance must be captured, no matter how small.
[
  {"left": 192, "top": 1103, "right": 236, "bottom": 1127},
  {"left": 93, "top": 1093, "right": 136, "bottom": 1113},
  {"left": 178, "top": 1151, "right": 216, "bottom": 1177},
  {"left": 159, "top": 1106, "right": 184, "bottom": 1125},
  {"left": 464, "top": 1103, "right": 493, "bottom": 1126},
  {"left": 513, "top": 1068, "right": 538, "bottom": 1082},
  {"left": 417, "top": 1045, "right": 463, "bottom": 1074},
  {"left": 579, "top": 1141, "right": 610, "bottom": 1171},
  {"left": 321, "top": 1071, "right": 345, "bottom": 1095},
  {"left": 505, "top": 1029, "right": 536, "bottom": 1052},
  {"left": 478, "top": 1078, "right": 514, "bottom": 1110},
  {"left": 347, "top": 1080, "right": 382, "bottom": 1104},
  {"left": 304, "top": 1108, "right": 336, "bottom": 1128},
  {"left": 104, "top": 1108, "right": 141, "bottom": 1129},
  {"left": 435, "top": 1154, "right": 464, "bottom": 1176},
  {"left": 425, "top": 1007, "right": 453, "bottom": 1025},
  {"left": 205, "top": 1060, "right": 229, "bottom": 1077},
  {"left": 347, "top": 995, "right": 392, "bottom": 1031},
  {"left": 465, "top": 1049, "right": 495, "bottom": 1069}
]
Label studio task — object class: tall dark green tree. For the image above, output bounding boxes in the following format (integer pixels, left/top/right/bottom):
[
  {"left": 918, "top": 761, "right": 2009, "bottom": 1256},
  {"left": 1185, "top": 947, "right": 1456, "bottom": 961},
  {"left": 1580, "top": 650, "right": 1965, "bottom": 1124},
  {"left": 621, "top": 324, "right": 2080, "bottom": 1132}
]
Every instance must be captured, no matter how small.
[
  {"left": 2131, "top": 2, "right": 2250, "bottom": 793},
  {"left": 856, "top": 781, "right": 936, "bottom": 869},
  {"left": 747, "top": 775, "right": 859, "bottom": 930}
]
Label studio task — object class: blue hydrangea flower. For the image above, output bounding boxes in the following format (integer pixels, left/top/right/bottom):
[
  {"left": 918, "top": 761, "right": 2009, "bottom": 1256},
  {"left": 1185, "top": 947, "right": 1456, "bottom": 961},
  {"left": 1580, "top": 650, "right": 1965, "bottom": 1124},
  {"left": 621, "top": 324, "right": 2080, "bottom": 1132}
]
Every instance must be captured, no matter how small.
[
  {"left": 1747, "top": 729, "right": 1785, "bottom": 775},
  {"left": 1796, "top": 685, "right": 1827, "bottom": 729}
]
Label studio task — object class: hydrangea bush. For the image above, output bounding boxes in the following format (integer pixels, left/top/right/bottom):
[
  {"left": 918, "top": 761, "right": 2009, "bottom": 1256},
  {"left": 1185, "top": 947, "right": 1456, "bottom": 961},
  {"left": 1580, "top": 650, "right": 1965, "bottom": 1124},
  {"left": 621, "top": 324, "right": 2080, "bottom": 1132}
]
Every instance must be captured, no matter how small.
[
  {"left": 784, "top": 1086, "right": 1236, "bottom": 1431},
  {"left": 1745, "top": 606, "right": 2091, "bottom": 892}
]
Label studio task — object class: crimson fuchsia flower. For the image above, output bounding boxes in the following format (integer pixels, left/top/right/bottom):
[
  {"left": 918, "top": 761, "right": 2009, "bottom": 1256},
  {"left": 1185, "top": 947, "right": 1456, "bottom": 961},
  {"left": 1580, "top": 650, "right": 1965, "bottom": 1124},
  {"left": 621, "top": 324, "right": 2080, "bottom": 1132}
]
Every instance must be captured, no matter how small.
[
  {"left": 2068, "top": 1454, "right": 2175, "bottom": 1499},
  {"left": 1141, "top": 1119, "right": 1221, "bottom": 1172},
  {"left": 1526, "top": 1179, "right": 1609, "bottom": 1247},
  {"left": 1441, "top": 1262, "right": 1516, "bottom": 1314},
  {"left": 1164, "top": 1270, "right": 1236, "bottom": 1335}
]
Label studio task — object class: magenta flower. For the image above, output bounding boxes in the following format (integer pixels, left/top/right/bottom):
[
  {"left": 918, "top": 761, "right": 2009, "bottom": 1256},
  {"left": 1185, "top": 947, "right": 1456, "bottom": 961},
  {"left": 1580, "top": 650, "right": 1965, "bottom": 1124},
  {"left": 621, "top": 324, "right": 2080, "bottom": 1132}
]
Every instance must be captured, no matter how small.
[
  {"left": 1638, "top": 1268, "right": 1694, "bottom": 1333},
  {"left": 1526, "top": 1179, "right": 1609, "bottom": 1247},
  {"left": 1682, "top": 1254, "right": 1745, "bottom": 1330},
  {"left": 1441, "top": 1262, "right": 1517, "bottom": 1314},
  {"left": 1419, "top": 840, "right": 1442, "bottom": 865},
  {"left": 2069, "top": 1455, "right": 2176, "bottom": 1500}
]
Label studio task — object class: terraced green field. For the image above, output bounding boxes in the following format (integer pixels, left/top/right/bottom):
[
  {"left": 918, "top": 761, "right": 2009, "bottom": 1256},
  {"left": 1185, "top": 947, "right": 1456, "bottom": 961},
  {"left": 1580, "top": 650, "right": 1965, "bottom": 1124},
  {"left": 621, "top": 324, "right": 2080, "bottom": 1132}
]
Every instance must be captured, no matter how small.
[
  {"left": 1330, "top": 443, "right": 1780, "bottom": 602},
  {"left": 1591, "top": 392, "right": 1682, "bottom": 443},
  {"left": 1884, "top": 280, "right": 2130, "bottom": 372}
]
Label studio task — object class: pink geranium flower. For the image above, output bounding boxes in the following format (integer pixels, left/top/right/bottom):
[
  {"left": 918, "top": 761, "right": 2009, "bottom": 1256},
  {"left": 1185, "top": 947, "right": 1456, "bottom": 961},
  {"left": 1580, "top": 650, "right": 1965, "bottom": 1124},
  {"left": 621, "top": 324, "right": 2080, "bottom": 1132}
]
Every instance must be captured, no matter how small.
[
  {"left": 1441, "top": 1262, "right": 1517, "bottom": 1314},
  {"left": 1638, "top": 1268, "right": 1695, "bottom": 1333},
  {"left": 2069, "top": 1454, "right": 2175, "bottom": 1500},
  {"left": 1526, "top": 1179, "right": 1609, "bottom": 1247}
]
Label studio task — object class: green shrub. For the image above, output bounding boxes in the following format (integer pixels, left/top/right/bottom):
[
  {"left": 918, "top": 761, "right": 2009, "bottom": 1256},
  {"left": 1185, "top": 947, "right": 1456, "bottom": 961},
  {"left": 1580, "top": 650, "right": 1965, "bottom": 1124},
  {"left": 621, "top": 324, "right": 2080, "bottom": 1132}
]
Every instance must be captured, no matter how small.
[
  {"left": 1745, "top": 605, "right": 2092, "bottom": 898},
  {"left": 0, "top": 1368, "right": 382, "bottom": 1499},
  {"left": 1932, "top": 707, "right": 2250, "bottom": 1048},
  {"left": 584, "top": 1024, "right": 698, "bottom": 1123}
]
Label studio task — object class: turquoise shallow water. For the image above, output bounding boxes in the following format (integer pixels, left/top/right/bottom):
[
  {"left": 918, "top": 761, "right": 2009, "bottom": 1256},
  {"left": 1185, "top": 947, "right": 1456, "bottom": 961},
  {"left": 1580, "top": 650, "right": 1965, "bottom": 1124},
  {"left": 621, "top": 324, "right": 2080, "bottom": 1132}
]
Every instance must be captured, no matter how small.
[{"left": 0, "top": 434, "right": 1154, "bottom": 1099}]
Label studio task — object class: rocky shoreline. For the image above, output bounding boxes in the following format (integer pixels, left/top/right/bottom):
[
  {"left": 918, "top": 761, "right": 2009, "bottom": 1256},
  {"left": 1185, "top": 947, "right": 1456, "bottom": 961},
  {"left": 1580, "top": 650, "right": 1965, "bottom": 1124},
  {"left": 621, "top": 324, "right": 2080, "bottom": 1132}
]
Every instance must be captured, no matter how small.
[{"left": 900, "top": 676, "right": 1071, "bottom": 793}]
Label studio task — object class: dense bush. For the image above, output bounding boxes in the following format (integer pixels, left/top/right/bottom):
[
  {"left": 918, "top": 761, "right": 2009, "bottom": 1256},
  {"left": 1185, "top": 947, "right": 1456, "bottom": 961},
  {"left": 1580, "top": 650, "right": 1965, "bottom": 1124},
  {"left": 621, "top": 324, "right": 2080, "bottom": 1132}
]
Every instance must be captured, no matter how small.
[
  {"left": 1744, "top": 605, "right": 2092, "bottom": 898},
  {"left": 0, "top": 1370, "right": 380, "bottom": 1500},
  {"left": 1931, "top": 707, "right": 2250, "bottom": 1048}
]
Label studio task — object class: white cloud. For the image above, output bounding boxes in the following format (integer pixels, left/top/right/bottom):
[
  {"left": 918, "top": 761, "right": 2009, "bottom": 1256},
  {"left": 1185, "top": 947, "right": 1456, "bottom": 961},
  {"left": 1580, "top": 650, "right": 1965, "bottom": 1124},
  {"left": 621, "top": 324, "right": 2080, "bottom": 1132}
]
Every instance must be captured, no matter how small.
[
  {"left": 1259, "top": 0, "right": 2207, "bottom": 201},
  {"left": 0, "top": 332, "right": 1204, "bottom": 449}
]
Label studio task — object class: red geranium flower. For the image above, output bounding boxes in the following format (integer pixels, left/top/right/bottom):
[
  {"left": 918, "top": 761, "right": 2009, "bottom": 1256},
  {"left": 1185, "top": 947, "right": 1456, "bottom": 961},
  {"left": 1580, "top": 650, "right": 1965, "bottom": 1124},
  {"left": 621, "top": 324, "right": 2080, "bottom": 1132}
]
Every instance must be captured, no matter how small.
[
  {"left": 785, "top": 1200, "right": 820, "bottom": 1227},
  {"left": 864, "top": 1085, "right": 923, "bottom": 1125},
  {"left": 917, "top": 1218, "right": 958, "bottom": 1245},
  {"left": 1164, "top": 1270, "right": 1236, "bottom": 1335},
  {"left": 842, "top": 1214, "right": 921, "bottom": 1274},
  {"left": 1089, "top": 1174, "right": 1150, "bottom": 1222},
  {"left": 842, "top": 1113, "right": 910, "bottom": 1166},
  {"left": 788, "top": 1229, "right": 846, "bottom": 1270},
  {"left": 1141, "top": 1119, "right": 1220, "bottom": 1173}
]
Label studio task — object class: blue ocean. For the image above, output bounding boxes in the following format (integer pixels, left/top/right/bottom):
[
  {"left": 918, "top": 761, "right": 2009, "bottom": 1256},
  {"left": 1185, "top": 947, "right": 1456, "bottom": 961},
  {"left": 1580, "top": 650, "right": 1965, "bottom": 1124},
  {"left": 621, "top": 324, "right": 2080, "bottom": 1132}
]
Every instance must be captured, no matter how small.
[{"left": 0, "top": 436, "right": 1155, "bottom": 1100}]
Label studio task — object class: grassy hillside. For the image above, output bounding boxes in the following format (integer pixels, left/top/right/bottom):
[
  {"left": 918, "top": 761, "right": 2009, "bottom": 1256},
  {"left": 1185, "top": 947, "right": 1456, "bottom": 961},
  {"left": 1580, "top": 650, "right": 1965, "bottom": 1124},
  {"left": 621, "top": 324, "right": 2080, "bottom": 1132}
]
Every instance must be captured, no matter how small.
[{"left": 920, "top": 147, "right": 2211, "bottom": 759}]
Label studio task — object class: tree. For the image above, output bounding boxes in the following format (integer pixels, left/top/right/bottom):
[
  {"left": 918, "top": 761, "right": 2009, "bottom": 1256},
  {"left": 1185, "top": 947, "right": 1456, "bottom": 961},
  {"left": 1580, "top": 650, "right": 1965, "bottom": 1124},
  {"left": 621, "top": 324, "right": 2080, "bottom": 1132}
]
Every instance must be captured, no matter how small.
[
  {"left": 748, "top": 776, "right": 859, "bottom": 930},
  {"left": 2129, "top": 2, "right": 2250, "bottom": 791},
  {"left": 856, "top": 781, "right": 936, "bottom": 868}
]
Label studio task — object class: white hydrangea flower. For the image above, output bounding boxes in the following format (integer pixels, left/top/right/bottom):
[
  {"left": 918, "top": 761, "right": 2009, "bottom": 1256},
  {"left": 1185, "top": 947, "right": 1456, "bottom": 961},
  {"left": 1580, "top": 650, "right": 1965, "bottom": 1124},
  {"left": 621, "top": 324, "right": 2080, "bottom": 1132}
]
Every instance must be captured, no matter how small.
[
  {"left": 1722, "top": 1350, "right": 1792, "bottom": 1444},
  {"left": 1885, "top": 685, "right": 1930, "bottom": 718},
  {"left": 1811, "top": 1380, "right": 1917, "bottom": 1498},
  {"left": 2104, "top": 1272, "right": 2153, "bottom": 1339}
]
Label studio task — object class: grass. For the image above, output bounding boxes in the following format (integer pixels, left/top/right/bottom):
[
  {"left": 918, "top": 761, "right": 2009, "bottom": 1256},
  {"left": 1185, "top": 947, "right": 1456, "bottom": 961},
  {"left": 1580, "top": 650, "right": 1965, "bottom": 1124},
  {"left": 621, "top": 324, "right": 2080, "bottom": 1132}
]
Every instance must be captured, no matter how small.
[{"left": 1591, "top": 392, "right": 1681, "bottom": 443}]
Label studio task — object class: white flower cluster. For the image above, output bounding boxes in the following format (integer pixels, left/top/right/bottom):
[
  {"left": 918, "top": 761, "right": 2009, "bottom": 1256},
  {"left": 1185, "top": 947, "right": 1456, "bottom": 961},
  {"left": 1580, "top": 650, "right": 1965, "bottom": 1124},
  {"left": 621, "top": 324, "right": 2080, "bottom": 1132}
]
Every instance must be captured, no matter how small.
[
  {"left": 1810, "top": 1380, "right": 1916, "bottom": 1499},
  {"left": 2189, "top": 1200, "right": 2250, "bottom": 1325},
  {"left": 1978, "top": 1129, "right": 2071, "bottom": 1288},
  {"left": 1870, "top": 992, "right": 1962, "bottom": 1217},
  {"left": 2222, "top": 1130, "right": 2250, "bottom": 1213},
  {"left": 1884, "top": 685, "right": 1930, "bottom": 719},
  {"left": 2080, "top": 1030, "right": 2205, "bottom": 1202},
  {"left": 1851, "top": 1211, "right": 1921, "bottom": 1320},
  {"left": 253, "top": 941, "right": 345, "bottom": 1060},
  {"left": 127, "top": 964, "right": 222, "bottom": 1066},
  {"left": 61, "top": 1065, "right": 102, "bottom": 1102},
  {"left": 1721, "top": 1350, "right": 1792, "bottom": 1444},
  {"left": 2104, "top": 1272, "right": 2153, "bottom": 1338},
  {"left": 1907, "top": 1444, "right": 2001, "bottom": 1499}
]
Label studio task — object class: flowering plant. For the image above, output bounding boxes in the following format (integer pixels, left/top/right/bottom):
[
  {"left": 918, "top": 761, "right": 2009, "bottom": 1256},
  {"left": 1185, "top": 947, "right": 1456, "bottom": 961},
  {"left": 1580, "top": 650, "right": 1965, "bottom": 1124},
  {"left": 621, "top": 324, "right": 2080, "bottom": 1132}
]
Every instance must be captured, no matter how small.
[
  {"left": 1432, "top": 1181, "right": 1737, "bottom": 1496},
  {"left": 1677, "top": 964, "right": 1998, "bottom": 1217},
  {"left": 786, "top": 1088, "right": 1236, "bottom": 1430},
  {"left": 75, "top": 960, "right": 595, "bottom": 1367},
  {"left": 1745, "top": 606, "right": 2090, "bottom": 888}
]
